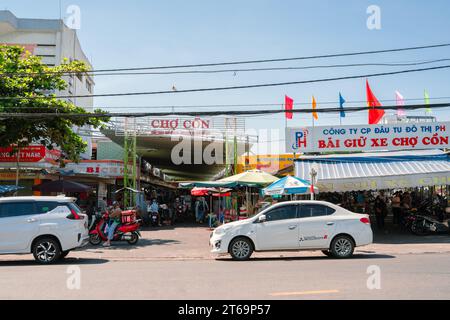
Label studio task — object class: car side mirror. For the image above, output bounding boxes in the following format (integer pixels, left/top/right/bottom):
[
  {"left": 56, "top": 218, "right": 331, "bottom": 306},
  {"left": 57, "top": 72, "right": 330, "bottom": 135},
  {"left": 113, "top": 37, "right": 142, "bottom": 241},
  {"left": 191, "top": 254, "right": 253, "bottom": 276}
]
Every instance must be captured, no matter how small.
[{"left": 258, "top": 215, "right": 267, "bottom": 223}]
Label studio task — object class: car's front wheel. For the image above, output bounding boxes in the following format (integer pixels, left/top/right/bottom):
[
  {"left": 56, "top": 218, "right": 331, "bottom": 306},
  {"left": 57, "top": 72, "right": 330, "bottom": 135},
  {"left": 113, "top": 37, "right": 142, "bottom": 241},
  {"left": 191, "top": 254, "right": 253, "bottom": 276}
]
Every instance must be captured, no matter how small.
[
  {"left": 229, "top": 237, "right": 253, "bottom": 261},
  {"left": 321, "top": 250, "right": 332, "bottom": 257},
  {"left": 330, "top": 235, "right": 355, "bottom": 259},
  {"left": 32, "top": 238, "right": 61, "bottom": 264}
]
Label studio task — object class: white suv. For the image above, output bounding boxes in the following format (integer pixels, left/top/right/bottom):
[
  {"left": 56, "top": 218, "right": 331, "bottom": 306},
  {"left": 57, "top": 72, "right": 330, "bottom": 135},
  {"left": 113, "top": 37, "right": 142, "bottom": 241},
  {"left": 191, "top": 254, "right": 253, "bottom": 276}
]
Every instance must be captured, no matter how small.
[
  {"left": 0, "top": 196, "right": 89, "bottom": 264},
  {"left": 210, "top": 201, "right": 373, "bottom": 260}
]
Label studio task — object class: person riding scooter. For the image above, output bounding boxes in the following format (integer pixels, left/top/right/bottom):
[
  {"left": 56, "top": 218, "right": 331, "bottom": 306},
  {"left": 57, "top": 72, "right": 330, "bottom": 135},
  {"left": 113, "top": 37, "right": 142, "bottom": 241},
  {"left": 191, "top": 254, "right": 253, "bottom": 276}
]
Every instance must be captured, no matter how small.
[
  {"left": 103, "top": 201, "right": 122, "bottom": 247},
  {"left": 149, "top": 199, "right": 161, "bottom": 227}
]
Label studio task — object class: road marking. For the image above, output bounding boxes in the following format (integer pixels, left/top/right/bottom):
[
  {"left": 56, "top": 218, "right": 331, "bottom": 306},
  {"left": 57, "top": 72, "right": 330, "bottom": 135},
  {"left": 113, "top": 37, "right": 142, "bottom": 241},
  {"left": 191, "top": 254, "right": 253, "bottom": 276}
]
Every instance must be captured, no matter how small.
[{"left": 270, "top": 290, "right": 340, "bottom": 297}]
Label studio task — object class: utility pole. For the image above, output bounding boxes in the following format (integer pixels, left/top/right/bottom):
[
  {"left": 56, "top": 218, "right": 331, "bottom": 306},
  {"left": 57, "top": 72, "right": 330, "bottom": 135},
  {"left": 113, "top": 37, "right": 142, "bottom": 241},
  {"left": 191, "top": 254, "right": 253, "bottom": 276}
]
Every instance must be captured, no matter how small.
[{"left": 123, "top": 118, "right": 137, "bottom": 208}]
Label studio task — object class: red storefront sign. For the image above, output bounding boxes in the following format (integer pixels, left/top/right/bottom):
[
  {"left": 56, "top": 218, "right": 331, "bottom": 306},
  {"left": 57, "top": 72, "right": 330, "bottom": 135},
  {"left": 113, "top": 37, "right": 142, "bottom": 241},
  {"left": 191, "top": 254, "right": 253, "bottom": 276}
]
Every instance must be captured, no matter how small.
[{"left": 0, "top": 146, "right": 46, "bottom": 163}]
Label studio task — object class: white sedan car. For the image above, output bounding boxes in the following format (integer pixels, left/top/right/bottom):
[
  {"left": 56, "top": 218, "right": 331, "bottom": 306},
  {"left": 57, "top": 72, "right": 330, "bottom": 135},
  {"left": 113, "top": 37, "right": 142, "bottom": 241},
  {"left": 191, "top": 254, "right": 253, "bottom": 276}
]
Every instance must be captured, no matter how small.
[
  {"left": 210, "top": 201, "right": 373, "bottom": 260},
  {"left": 0, "top": 196, "right": 89, "bottom": 264}
]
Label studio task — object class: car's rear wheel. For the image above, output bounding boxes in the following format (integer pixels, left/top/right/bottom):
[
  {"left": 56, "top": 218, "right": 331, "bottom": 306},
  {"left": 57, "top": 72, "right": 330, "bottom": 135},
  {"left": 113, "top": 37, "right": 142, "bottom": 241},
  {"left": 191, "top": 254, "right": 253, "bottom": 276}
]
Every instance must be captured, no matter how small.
[
  {"left": 32, "top": 238, "right": 61, "bottom": 264},
  {"left": 229, "top": 237, "right": 253, "bottom": 261},
  {"left": 127, "top": 232, "right": 139, "bottom": 245},
  {"left": 60, "top": 250, "right": 71, "bottom": 260},
  {"left": 330, "top": 235, "right": 355, "bottom": 259}
]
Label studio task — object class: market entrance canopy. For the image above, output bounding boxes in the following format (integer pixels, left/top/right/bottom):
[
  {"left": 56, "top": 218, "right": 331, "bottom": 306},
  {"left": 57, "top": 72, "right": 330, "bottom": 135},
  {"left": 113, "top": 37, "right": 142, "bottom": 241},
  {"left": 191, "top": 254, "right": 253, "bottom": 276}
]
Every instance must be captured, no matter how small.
[{"left": 294, "top": 150, "right": 450, "bottom": 192}]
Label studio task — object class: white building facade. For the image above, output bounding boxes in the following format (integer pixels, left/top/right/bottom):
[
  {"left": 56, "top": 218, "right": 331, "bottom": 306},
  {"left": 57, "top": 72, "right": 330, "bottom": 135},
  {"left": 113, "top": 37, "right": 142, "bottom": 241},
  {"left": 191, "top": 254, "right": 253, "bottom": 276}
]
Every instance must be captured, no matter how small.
[{"left": 0, "top": 10, "right": 94, "bottom": 159}]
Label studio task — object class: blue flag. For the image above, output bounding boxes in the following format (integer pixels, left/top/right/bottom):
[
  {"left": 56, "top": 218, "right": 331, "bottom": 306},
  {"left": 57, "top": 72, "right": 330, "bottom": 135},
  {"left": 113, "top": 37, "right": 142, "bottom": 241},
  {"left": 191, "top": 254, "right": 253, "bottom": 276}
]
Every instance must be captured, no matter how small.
[{"left": 339, "top": 93, "right": 346, "bottom": 118}]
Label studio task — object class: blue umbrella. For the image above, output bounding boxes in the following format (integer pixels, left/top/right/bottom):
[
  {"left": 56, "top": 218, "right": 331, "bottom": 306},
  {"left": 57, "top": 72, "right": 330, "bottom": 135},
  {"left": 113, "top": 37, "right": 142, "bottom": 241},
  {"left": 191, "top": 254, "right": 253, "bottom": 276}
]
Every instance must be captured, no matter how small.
[{"left": 262, "top": 176, "right": 319, "bottom": 196}]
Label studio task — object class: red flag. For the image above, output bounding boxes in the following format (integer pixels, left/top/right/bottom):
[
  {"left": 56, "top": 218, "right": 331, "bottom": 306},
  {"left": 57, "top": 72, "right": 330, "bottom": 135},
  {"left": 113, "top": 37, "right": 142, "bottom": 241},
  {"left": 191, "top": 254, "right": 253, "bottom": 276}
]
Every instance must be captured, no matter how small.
[
  {"left": 285, "top": 95, "right": 294, "bottom": 120},
  {"left": 366, "top": 80, "right": 385, "bottom": 124}
]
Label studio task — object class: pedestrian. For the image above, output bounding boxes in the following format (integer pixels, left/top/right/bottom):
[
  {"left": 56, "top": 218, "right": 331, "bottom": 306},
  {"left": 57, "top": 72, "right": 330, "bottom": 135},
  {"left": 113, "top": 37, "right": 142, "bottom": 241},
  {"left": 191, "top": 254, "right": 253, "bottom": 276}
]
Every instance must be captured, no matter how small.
[
  {"left": 392, "top": 191, "right": 402, "bottom": 225},
  {"left": 374, "top": 195, "right": 387, "bottom": 230},
  {"left": 218, "top": 205, "right": 225, "bottom": 225},
  {"left": 98, "top": 196, "right": 108, "bottom": 213},
  {"left": 195, "top": 197, "right": 208, "bottom": 223},
  {"left": 401, "top": 192, "right": 412, "bottom": 224},
  {"left": 103, "top": 201, "right": 122, "bottom": 247}
]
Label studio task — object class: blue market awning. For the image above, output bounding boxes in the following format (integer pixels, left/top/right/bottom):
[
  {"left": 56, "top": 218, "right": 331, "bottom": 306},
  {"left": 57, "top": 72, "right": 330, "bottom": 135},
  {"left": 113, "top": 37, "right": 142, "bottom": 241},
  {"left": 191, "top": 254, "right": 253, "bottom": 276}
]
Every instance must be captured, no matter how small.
[
  {"left": 0, "top": 185, "right": 24, "bottom": 194},
  {"left": 295, "top": 150, "right": 450, "bottom": 192}
]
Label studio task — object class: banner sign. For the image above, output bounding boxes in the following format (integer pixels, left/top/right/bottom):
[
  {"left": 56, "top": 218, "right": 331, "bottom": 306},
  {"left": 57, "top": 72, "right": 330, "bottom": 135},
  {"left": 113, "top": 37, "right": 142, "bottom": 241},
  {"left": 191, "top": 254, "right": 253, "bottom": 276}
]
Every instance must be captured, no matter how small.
[
  {"left": 0, "top": 146, "right": 46, "bottom": 163},
  {"left": 286, "top": 122, "right": 450, "bottom": 153},
  {"left": 150, "top": 117, "right": 211, "bottom": 130},
  {"left": 63, "top": 161, "right": 127, "bottom": 178}
]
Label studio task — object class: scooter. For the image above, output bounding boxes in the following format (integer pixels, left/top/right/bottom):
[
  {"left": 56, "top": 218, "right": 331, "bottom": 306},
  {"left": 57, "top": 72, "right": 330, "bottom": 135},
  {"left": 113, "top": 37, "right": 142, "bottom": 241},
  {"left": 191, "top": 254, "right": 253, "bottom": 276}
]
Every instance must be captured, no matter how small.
[
  {"left": 89, "top": 211, "right": 141, "bottom": 245},
  {"left": 410, "top": 214, "right": 450, "bottom": 236},
  {"left": 149, "top": 210, "right": 159, "bottom": 227},
  {"left": 175, "top": 203, "right": 185, "bottom": 222}
]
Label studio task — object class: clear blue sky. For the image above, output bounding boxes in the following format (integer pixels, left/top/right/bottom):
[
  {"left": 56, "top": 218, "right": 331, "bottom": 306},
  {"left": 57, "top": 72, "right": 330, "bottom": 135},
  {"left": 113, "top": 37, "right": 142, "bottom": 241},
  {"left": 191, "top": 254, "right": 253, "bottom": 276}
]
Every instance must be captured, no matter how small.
[{"left": 3, "top": 0, "right": 450, "bottom": 152}]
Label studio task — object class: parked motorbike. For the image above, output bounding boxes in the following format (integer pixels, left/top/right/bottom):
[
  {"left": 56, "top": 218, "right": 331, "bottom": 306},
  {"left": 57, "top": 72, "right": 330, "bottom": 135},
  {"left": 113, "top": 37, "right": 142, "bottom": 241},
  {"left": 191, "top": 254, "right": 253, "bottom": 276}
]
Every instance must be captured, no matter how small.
[
  {"left": 410, "top": 214, "right": 450, "bottom": 236},
  {"left": 89, "top": 211, "right": 141, "bottom": 245}
]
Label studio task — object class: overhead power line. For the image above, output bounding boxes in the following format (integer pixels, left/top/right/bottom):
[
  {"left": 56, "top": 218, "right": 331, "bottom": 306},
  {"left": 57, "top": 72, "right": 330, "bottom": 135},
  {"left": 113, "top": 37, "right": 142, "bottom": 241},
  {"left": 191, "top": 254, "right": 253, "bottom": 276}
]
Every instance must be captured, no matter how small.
[
  {"left": 1, "top": 43, "right": 450, "bottom": 77},
  {"left": 92, "top": 58, "right": 450, "bottom": 76},
  {"left": 1, "top": 102, "right": 449, "bottom": 118},
  {"left": 4, "top": 58, "right": 450, "bottom": 78},
  {"left": 0, "top": 64, "right": 449, "bottom": 100},
  {"left": 2, "top": 95, "right": 450, "bottom": 111}
]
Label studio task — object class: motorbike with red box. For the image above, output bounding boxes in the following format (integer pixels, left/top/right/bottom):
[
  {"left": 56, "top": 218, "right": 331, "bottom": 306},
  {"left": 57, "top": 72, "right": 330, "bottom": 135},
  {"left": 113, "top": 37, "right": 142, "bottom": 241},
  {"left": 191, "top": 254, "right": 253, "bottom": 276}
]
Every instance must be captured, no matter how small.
[{"left": 89, "top": 209, "right": 141, "bottom": 245}]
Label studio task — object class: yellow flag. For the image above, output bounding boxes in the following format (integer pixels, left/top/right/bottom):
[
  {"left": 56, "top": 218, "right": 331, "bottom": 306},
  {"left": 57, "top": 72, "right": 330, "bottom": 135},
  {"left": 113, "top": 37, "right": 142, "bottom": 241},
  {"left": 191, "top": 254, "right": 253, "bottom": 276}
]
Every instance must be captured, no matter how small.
[{"left": 312, "top": 96, "right": 319, "bottom": 120}]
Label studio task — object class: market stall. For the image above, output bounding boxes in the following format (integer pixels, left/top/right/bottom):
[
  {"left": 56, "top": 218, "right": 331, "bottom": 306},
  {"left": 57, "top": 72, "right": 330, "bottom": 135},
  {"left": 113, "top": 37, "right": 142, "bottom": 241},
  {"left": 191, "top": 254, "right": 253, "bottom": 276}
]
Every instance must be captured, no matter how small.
[{"left": 180, "top": 170, "right": 280, "bottom": 222}]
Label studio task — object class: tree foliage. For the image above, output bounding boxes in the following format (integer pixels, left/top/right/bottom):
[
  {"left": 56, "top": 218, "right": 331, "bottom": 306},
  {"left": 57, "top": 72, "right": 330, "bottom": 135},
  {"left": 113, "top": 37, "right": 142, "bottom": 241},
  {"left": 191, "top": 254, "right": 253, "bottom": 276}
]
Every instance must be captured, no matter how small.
[{"left": 0, "top": 45, "right": 109, "bottom": 164}]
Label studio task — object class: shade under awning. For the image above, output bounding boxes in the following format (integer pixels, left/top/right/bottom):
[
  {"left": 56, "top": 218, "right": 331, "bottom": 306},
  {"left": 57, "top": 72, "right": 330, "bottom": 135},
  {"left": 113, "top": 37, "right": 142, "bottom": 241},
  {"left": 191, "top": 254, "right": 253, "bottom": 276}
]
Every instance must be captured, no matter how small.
[
  {"left": 295, "top": 150, "right": 450, "bottom": 192},
  {"left": 32, "top": 180, "right": 92, "bottom": 193}
]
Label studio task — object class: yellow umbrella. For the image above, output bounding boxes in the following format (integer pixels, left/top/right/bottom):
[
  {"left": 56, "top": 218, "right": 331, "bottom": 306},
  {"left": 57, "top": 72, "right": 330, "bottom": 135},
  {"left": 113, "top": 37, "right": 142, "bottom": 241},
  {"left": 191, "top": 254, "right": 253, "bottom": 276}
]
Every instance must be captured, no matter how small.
[{"left": 219, "top": 170, "right": 279, "bottom": 186}]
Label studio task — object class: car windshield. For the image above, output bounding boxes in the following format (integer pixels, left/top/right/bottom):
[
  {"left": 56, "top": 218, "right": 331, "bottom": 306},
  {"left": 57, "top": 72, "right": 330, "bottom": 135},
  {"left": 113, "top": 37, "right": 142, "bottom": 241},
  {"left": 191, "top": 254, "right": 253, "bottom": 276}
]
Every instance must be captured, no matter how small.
[{"left": 250, "top": 202, "right": 272, "bottom": 217}]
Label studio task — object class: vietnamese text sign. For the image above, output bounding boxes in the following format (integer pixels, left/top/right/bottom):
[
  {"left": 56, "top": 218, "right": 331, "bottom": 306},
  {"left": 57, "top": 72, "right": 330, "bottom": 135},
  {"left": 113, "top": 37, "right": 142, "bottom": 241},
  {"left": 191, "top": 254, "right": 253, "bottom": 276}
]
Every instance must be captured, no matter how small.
[
  {"left": 286, "top": 122, "right": 450, "bottom": 153},
  {"left": 0, "top": 146, "right": 46, "bottom": 163}
]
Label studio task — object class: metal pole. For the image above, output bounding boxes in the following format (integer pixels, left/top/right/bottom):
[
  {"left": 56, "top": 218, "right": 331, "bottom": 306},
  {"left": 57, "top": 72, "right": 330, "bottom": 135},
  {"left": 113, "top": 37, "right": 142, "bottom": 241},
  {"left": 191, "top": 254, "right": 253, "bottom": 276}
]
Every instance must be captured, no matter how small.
[
  {"left": 15, "top": 146, "right": 20, "bottom": 188},
  {"left": 123, "top": 128, "right": 129, "bottom": 208}
]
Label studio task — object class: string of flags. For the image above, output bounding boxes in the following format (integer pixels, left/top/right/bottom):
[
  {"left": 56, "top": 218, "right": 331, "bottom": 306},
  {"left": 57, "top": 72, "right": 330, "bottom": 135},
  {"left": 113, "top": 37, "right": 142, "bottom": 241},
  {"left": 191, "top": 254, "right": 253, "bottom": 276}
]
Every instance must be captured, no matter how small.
[{"left": 284, "top": 79, "right": 433, "bottom": 125}]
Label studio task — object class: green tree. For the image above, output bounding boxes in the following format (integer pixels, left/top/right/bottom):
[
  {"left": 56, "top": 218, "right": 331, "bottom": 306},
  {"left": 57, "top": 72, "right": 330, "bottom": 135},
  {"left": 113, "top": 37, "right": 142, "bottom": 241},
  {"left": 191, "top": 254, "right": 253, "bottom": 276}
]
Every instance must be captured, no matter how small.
[{"left": 0, "top": 45, "right": 108, "bottom": 164}]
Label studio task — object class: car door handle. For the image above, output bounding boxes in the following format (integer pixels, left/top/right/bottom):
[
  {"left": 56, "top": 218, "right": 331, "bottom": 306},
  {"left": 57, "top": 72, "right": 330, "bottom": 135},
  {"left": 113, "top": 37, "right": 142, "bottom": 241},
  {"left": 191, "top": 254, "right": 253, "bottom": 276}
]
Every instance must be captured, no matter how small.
[
  {"left": 288, "top": 225, "right": 298, "bottom": 230},
  {"left": 326, "top": 222, "right": 335, "bottom": 226},
  {"left": 27, "top": 218, "right": 37, "bottom": 223}
]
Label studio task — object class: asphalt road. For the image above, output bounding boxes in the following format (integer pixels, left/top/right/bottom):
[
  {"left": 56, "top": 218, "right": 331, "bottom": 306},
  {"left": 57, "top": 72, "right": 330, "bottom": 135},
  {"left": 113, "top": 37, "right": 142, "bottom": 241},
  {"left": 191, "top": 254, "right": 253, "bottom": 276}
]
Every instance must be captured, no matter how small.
[{"left": 0, "top": 253, "right": 449, "bottom": 300}]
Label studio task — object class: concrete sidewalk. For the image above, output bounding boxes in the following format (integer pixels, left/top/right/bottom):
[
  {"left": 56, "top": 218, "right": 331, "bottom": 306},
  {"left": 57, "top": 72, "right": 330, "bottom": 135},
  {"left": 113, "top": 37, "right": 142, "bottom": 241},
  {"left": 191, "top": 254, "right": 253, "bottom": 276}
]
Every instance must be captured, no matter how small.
[{"left": 1, "top": 224, "right": 449, "bottom": 263}]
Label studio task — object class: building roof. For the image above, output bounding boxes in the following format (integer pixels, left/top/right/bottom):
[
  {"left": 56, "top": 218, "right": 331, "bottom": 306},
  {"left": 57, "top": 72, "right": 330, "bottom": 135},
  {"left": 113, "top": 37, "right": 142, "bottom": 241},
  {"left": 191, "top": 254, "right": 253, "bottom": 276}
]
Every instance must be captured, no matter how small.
[
  {"left": 0, "top": 10, "right": 63, "bottom": 32},
  {"left": 294, "top": 150, "right": 450, "bottom": 192}
]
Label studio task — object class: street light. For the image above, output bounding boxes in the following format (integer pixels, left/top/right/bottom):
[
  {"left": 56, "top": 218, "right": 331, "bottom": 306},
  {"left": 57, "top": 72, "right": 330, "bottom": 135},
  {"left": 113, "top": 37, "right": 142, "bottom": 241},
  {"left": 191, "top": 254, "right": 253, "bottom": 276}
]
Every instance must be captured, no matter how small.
[{"left": 310, "top": 163, "right": 320, "bottom": 201}]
